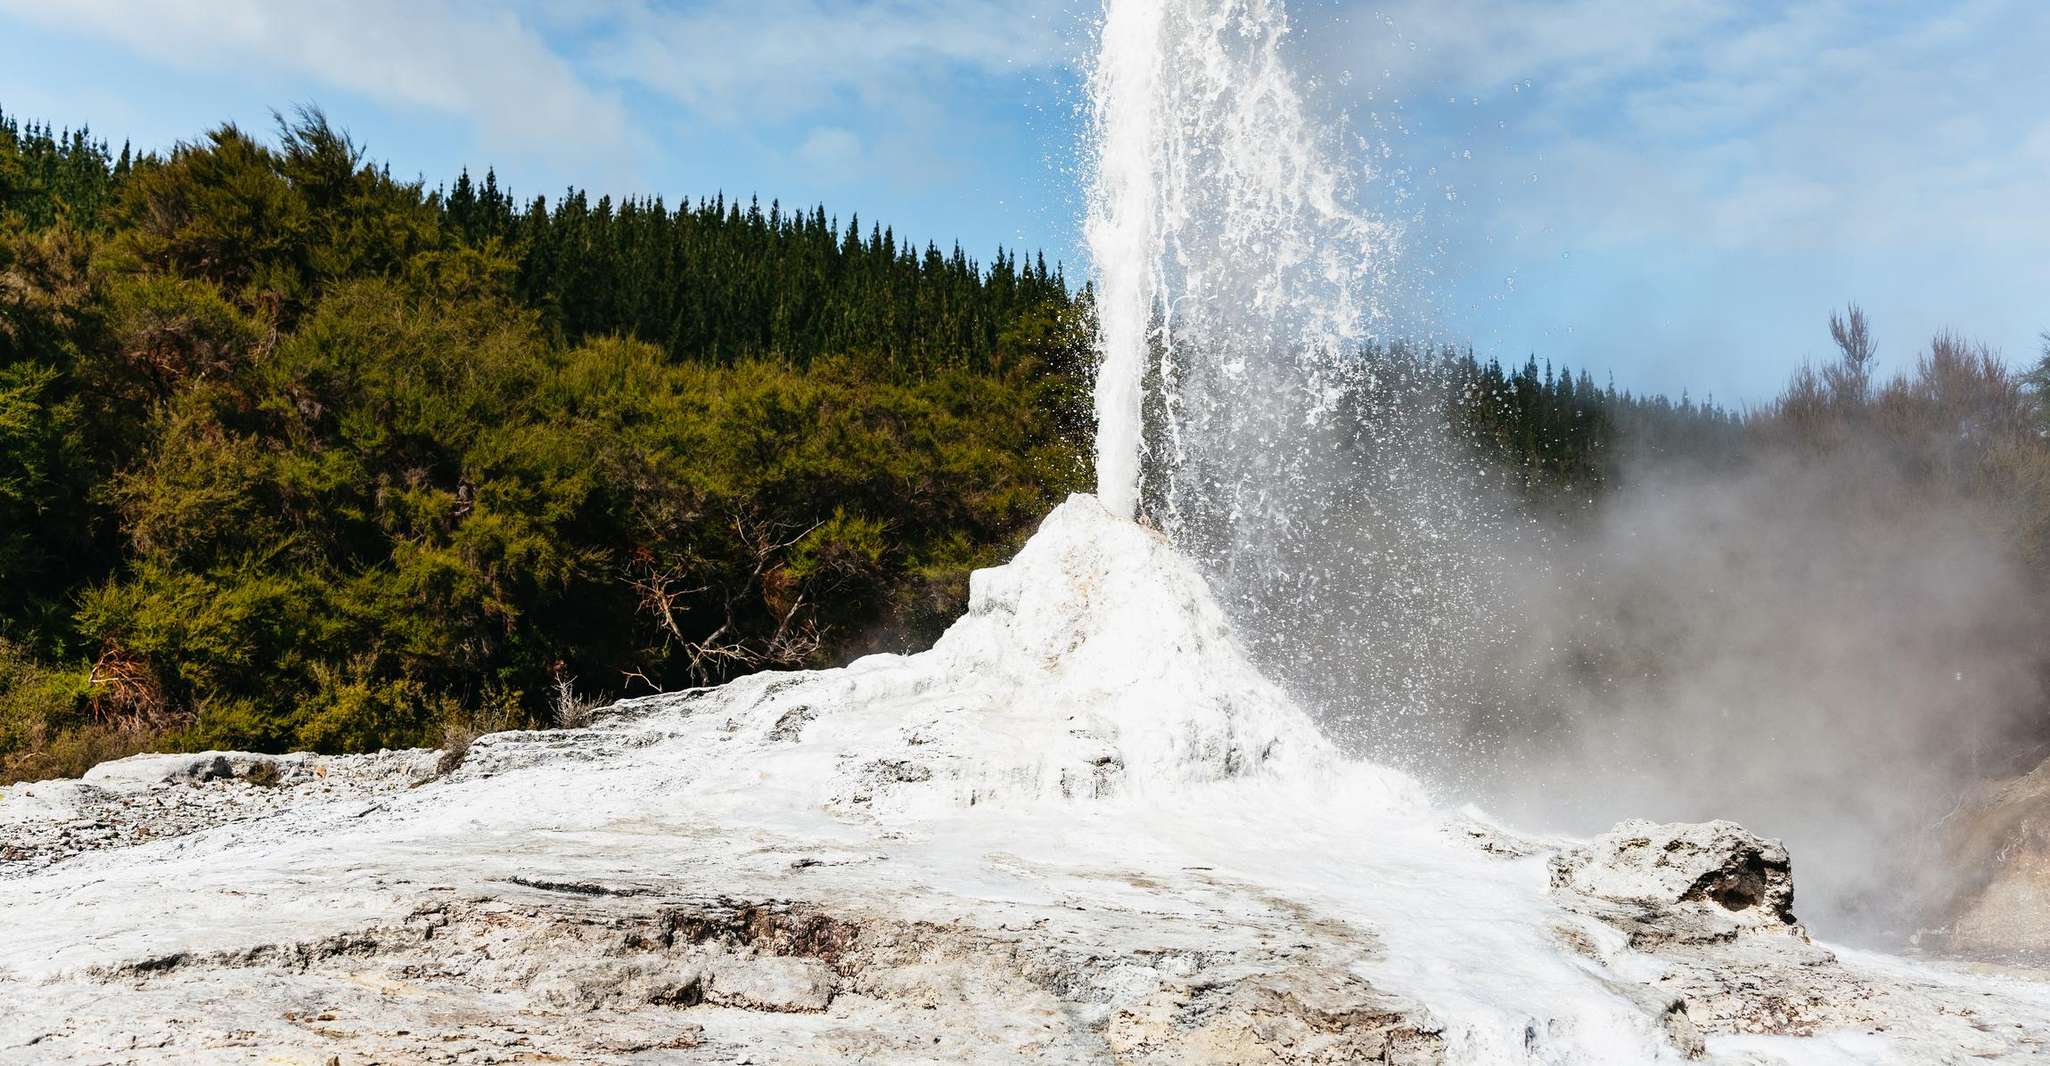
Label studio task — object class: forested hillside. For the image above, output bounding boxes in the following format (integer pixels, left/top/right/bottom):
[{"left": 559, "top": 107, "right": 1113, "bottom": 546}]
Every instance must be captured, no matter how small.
[
  {"left": 2, "top": 108, "right": 2041, "bottom": 784},
  {"left": 0, "top": 110, "right": 1090, "bottom": 779}
]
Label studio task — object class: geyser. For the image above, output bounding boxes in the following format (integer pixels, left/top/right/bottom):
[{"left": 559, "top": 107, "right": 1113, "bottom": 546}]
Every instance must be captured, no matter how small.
[
  {"left": 1082, "top": 0, "right": 2040, "bottom": 950},
  {"left": 1082, "top": 0, "right": 1507, "bottom": 769},
  {"left": 13, "top": 492, "right": 2050, "bottom": 1062},
  {"left": 1085, "top": 0, "right": 1393, "bottom": 534},
  {"left": 10, "top": 3, "right": 2050, "bottom": 1062}
]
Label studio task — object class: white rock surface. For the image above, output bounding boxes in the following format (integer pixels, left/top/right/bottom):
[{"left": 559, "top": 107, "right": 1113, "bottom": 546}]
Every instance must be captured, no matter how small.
[
  {"left": 3, "top": 494, "right": 2049, "bottom": 1064},
  {"left": 1550, "top": 819, "right": 1800, "bottom": 942}
]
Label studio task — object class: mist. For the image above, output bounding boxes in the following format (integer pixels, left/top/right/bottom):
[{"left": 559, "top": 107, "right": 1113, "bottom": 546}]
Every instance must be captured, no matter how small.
[
  {"left": 1223, "top": 329, "right": 2050, "bottom": 945},
  {"left": 1072, "top": 0, "right": 2050, "bottom": 950},
  {"left": 1477, "top": 444, "right": 2045, "bottom": 941}
]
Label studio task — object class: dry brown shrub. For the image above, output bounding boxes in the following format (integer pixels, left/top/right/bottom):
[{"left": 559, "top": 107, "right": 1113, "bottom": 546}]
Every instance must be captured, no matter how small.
[{"left": 85, "top": 648, "right": 186, "bottom": 736}]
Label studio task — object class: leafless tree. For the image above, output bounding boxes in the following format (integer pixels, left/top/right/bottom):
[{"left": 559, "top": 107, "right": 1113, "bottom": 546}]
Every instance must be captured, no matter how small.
[
  {"left": 623, "top": 549, "right": 706, "bottom": 648},
  {"left": 623, "top": 509, "right": 826, "bottom": 686},
  {"left": 1826, "top": 303, "right": 1875, "bottom": 404},
  {"left": 549, "top": 663, "right": 599, "bottom": 729}
]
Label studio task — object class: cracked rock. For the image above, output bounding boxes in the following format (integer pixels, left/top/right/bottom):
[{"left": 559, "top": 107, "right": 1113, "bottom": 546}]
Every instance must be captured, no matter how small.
[{"left": 1550, "top": 819, "right": 1799, "bottom": 942}]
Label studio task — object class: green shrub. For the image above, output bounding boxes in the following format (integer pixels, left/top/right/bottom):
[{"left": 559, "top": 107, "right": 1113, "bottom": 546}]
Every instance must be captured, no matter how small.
[
  {"left": 0, "top": 640, "right": 104, "bottom": 783},
  {"left": 1, "top": 107, "right": 1093, "bottom": 773}
]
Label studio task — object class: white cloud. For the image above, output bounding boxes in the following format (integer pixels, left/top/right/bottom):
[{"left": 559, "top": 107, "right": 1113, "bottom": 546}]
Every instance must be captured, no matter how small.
[
  {"left": 0, "top": 0, "right": 631, "bottom": 160},
  {"left": 1265, "top": 0, "right": 2050, "bottom": 397},
  {"left": 1323, "top": 0, "right": 2050, "bottom": 255},
  {"left": 589, "top": 0, "right": 1074, "bottom": 119},
  {"left": 0, "top": 0, "right": 1082, "bottom": 181},
  {"left": 797, "top": 125, "right": 863, "bottom": 175},
  {"left": 1324, "top": 0, "right": 1742, "bottom": 101}
]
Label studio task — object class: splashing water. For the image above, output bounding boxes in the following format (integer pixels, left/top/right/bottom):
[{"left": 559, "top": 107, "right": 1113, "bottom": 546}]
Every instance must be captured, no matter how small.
[
  {"left": 1084, "top": 0, "right": 1509, "bottom": 768},
  {"left": 1078, "top": 0, "right": 2050, "bottom": 975},
  {"left": 1087, "top": 0, "right": 1392, "bottom": 528}
]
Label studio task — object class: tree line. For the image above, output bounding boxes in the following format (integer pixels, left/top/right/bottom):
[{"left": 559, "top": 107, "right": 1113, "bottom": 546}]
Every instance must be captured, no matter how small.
[
  {"left": 0, "top": 109, "right": 1089, "bottom": 779},
  {"left": 2, "top": 107, "right": 2041, "bottom": 782},
  {"left": 444, "top": 169, "right": 1069, "bottom": 374}
]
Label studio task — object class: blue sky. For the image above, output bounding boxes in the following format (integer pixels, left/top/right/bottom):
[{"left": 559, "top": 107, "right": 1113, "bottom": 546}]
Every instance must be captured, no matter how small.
[{"left": 2, "top": 0, "right": 2044, "bottom": 403}]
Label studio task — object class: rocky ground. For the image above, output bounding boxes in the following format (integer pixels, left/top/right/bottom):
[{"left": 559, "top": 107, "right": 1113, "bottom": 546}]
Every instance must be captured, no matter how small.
[
  {"left": 6, "top": 495, "right": 2050, "bottom": 1064},
  {"left": 0, "top": 749, "right": 443, "bottom": 878},
  {"left": 1931, "top": 757, "right": 2050, "bottom": 961}
]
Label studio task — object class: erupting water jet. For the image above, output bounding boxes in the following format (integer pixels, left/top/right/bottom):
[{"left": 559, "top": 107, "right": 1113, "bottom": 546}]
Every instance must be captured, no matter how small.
[{"left": 1086, "top": 0, "right": 1394, "bottom": 534}]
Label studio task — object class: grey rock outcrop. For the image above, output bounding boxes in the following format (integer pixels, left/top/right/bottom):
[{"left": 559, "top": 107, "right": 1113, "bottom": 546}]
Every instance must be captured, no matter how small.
[
  {"left": 1549, "top": 818, "right": 1800, "bottom": 945},
  {"left": 1932, "top": 758, "right": 2050, "bottom": 958}
]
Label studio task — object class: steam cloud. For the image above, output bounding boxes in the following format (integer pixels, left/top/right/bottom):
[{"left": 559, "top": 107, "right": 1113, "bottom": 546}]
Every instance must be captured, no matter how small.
[
  {"left": 1083, "top": 0, "right": 2045, "bottom": 947},
  {"left": 1275, "top": 346, "right": 2050, "bottom": 943}
]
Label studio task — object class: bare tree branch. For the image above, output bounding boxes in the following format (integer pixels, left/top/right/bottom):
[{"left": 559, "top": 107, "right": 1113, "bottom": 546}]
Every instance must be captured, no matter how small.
[{"left": 1830, "top": 304, "right": 1875, "bottom": 374}]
